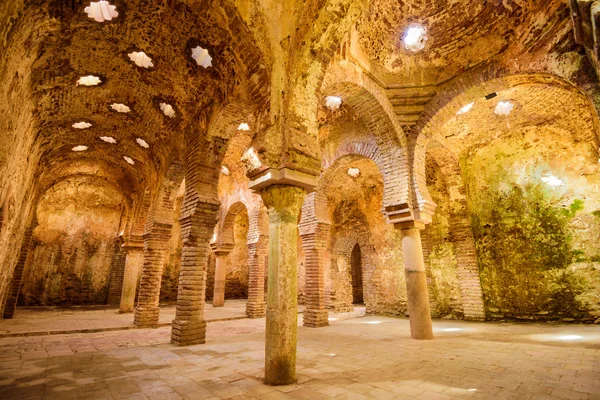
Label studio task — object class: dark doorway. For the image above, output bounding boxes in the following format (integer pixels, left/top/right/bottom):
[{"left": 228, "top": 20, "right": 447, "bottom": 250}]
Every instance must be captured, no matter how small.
[{"left": 350, "top": 244, "right": 363, "bottom": 304}]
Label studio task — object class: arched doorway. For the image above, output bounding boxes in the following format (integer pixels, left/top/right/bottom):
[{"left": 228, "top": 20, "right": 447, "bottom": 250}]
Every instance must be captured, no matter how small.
[{"left": 350, "top": 244, "right": 363, "bottom": 304}]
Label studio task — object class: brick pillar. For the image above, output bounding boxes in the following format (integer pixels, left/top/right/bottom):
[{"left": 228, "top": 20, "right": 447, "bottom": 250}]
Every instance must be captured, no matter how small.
[
  {"left": 451, "top": 215, "right": 486, "bottom": 320},
  {"left": 399, "top": 227, "right": 433, "bottom": 340},
  {"left": 107, "top": 236, "right": 126, "bottom": 306},
  {"left": 134, "top": 222, "right": 172, "bottom": 328},
  {"left": 246, "top": 236, "right": 267, "bottom": 318},
  {"left": 211, "top": 244, "right": 233, "bottom": 307},
  {"left": 3, "top": 224, "right": 35, "bottom": 319},
  {"left": 301, "top": 222, "right": 330, "bottom": 328},
  {"left": 260, "top": 185, "right": 306, "bottom": 385},
  {"left": 119, "top": 238, "right": 144, "bottom": 313},
  {"left": 171, "top": 202, "right": 219, "bottom": 345}
]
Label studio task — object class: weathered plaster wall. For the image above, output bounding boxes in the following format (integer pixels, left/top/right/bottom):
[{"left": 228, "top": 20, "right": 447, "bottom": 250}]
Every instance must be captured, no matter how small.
[{"left": 19, "top": 177, "right": 124, "bottom": 306}]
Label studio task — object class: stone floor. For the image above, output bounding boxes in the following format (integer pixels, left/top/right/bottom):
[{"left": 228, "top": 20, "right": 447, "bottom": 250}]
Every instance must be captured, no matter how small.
[
  {"left": 0, "top": 312, "right": 598, "bottom": 400},
  {"left": 0, "top": 301, "right": 252, "bottom": 337}
]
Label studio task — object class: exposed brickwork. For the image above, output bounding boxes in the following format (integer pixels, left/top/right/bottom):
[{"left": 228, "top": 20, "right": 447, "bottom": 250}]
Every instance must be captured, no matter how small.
[
  {"left": 300, "top": 219, "right": 331, "bottom": 327},
  {"left": 450, "top": 216, "right": 486, "bottom": 321},
  {"left": 106, "top": 237, "right": 127, "bottom": 306},
  {"left": 171, "top": 124, "right": 223, "bottom": 346},
  {"left": 133, "top": 222, "right": 172, "bottom": 328},
  {"left": 245, "top": 236, "right": 268, "bottom": 318},
  {"left": 2, "top": 223, "right": 35, "bottom": 319}
]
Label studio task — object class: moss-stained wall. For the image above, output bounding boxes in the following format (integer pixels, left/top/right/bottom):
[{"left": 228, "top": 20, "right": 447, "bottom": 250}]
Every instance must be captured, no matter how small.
[
  {"left": 19, "top": 177, "right": 124, "bottom": 306},
  {"left": 463, "top": 128, "right": 600, "bottom": 322}
]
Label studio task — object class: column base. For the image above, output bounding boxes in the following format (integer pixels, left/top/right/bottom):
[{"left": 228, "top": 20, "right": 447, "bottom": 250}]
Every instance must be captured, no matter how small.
[
  {"left": 171, "top": 318, "right": 207, "bottom": 346},
  {"left": 246, "top": 302, "right": 266, "bottom": 319},
  {"left": 303, "top": 309, "right": 329, "bottom": 327},
  {"left": 133, "top": 306, "right": 160, "bottom": 328}
]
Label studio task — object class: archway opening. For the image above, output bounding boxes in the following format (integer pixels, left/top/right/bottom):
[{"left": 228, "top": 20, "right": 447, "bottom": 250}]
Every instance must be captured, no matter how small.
[{"left": 350, "top": 243, "right": 363, "bottom": 304}]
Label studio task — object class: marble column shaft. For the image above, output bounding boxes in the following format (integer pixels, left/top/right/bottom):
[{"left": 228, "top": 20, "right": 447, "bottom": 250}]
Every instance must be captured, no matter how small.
[
  {"left": 260, "top": 185, "right": 306, "bottom": 385},
  {"left": 401, "top": 227, "right": 433, "bottom": 340}
]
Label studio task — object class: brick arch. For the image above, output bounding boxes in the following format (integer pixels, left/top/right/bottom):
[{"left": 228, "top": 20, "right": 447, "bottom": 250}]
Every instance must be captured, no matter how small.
[
  {"left": 321, "top": 62, "right": 412, "bottom": 223},
  {"left": 216, "top": 201, "right": 249, "bottom": 248},
  {"left": 208, "top": 99, "right": 256, "bottom": 141},
  {"left": 330, "top": 229, "right": 376, "bottom": 314},
  {"left": 310, "top": 152, "right": 385, "bottom": 228},
  {"left": 410, "top": 70, "right": 600, "bottom": 225}
]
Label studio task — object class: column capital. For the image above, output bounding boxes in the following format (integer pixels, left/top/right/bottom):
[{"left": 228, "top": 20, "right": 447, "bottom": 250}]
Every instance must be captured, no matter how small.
[
  {"left": 393, "top": 220, "right": 426, "bottom": 230},
  {"left": 210, "top": 242, "right": 234, "bottom": 255},
  {"left": 249, "top": 168, "right": 317, "bottom": 194},
  {"left": 260, "top": 185, "right": 306, "bottom": 223}
]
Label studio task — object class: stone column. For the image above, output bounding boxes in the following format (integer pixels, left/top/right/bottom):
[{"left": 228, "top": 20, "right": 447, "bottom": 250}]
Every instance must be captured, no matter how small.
[
  {"left": 171, "top": 201, "right": 219, "bottom": 346},
  {"left": 119, "top": 239, "right": 144, "bottom": 313},
  {"left": 246, "top": 236, "right": 267, "bottom": 318},
  {"left": 134, "top": 222, "right": 172, "bottom": 328},
  {"left": 211, "top": 244, "right": 233, "bottom": 307},
  {"left": 301, "top": 221, "right": 330, "bottom": 328},
  {"left": 400, "top": 227, "right": 433, "bottom": 340},
  {"left": 3, "top": 224, "right": 35, "bottom": 319},
  {"left": 260, "top": 185, "right": 306, "bottom": 385}
]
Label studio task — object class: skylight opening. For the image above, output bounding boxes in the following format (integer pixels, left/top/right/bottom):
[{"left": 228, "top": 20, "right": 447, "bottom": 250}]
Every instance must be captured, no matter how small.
[
  {"left": 238, "top": 123, "right": 250, "bottom": 131},
  {"left": 136, "top": 138, "right": 149, "bottom": 148},
  {"left": 72, "top": 122, "right": 92, "bottom": 129},
  {"left": 241, "top": 147, "right": 261, "bottom": 170},
  {"left": 76, "top": 75, "right": 102, "bottom": 86},
  {"left": 347, "top": 168, "right": 360, "bottom": 178},
  {"left": 110, "top": 103, "right": 131, "bottom": 113},
  {"left": 325, "top": 96, "right": 342, "bottom": 111},
  {"left": 123, "top": 156, "right": 135, "bottom": 165},
  {"left": 494, "top": 101, "right": 514, "bottom": 116},
  {"left": 128, "top": 51, "right": 154, "bottom": 68},
  {"left": 84, "top": 1, "right": 118, "bottom": 23},
  {"left": 457, "top": 102, "right": 474, "bottom": 115},
  {"left": 100, "top": 136, "right": 116, "bottom": 144},
  {"left": 403, "top": 24, "right": 428, "bottom": 52},
  {"left": 191, "top": 46, "right": 212, "bottom": 68},
  {"left": 159, "top": 103, "right": 175, "bottom": 118},
  {"left": 72, "top": 145, "right": 88, "bottom": 152}
]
